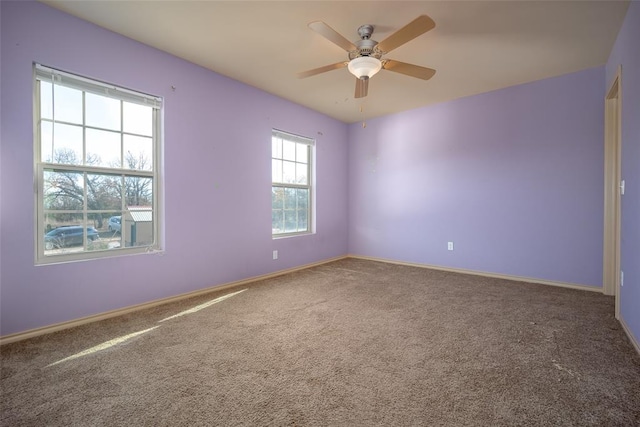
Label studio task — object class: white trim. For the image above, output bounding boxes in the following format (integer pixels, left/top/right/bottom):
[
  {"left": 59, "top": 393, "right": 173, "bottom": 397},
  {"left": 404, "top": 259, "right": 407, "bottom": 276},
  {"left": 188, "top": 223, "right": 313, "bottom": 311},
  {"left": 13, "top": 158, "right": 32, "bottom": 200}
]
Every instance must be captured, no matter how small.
[
  {"left": 272, "top": 129, "right": 315, "bottom": 146},
  {"left": 6, "top": 255, "right": 633, "bottom": 352},
  {"left": 40, "top": 162, "right": 154, "bottom": 177},
  {"left": 6, "top": 254, "right": 634, "bottom": 360},
  {"left": 348, "top": 255, "right": 602, "bottom": 293},
  {"left": 620, "top": 316, "right": 640, "bottom": 356},
  {"left": 603, "top": 65, "right": 622, "bottom": 312},
  {"left": 0, "top": 255, "right": 347, "bottom": 345},
  {"left": 271, "top": 129, "right": 313, "bottom": 236},
  {"left": 33, "top": 66, "right": 41, "bottom": 265},
  {"left": 33, "top": 64, "right": 162, "bottom": 264},
  {"left": 35, "top": 63, "right": 162, "bottom": 108}
]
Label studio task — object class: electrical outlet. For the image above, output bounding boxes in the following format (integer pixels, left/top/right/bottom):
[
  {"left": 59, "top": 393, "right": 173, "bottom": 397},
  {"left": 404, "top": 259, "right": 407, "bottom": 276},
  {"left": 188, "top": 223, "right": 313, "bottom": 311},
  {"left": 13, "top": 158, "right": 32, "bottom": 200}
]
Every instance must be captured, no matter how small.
[
  {"left": 447, "top": 242, "right": 454, "bottom": 251},
  {"left": 273, "top": 250, "right": 278, "bottom": 260}
]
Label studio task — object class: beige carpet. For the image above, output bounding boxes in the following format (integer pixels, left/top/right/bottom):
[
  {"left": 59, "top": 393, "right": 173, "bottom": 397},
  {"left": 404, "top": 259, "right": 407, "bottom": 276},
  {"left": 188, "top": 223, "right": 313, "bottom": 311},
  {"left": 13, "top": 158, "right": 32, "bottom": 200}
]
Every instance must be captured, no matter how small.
[{"left": 1, "top": 258, "right": 639, "bottom": 426}]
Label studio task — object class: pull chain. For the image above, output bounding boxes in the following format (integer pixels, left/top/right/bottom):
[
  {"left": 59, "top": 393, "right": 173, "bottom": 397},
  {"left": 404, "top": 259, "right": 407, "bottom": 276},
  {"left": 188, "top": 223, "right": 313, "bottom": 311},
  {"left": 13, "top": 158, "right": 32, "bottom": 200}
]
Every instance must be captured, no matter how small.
[{"left": 360, "top": 104, "right": 367, "bottom": 128}]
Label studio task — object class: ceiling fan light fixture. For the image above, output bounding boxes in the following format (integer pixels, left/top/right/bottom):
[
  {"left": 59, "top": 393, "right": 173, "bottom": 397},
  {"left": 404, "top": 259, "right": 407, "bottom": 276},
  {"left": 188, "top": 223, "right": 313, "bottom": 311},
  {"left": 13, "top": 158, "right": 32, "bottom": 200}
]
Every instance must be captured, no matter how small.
[{"left": 348, "top": 56, "right": 382, "bottom": 79}]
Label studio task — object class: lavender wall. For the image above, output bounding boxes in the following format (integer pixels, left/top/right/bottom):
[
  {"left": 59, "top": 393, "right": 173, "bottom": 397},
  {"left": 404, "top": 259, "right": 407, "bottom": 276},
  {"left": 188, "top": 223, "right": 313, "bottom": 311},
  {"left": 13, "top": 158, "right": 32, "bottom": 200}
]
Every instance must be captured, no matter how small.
[
  {"left": 606, "top": 2, "right": 640, "bottom": 346},
  {"left": 348, "top": 67, "right": 605, "bottom": 288},
  {"left": 0, "top": 1, "right": 3, "bottom": 308},
  {"left": 0, "top": 2, "right": 348, "bottom": 336}
]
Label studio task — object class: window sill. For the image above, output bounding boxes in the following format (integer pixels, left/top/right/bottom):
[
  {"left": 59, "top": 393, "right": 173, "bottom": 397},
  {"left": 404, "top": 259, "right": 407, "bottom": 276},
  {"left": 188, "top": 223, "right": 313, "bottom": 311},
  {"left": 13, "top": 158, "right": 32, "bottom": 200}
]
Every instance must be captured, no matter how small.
[
  {"left": 35, "top": 246, "right": 164, "bottom": 266},
  {"left": 272, "top": 231, "right": 314, "bottom": 240}
]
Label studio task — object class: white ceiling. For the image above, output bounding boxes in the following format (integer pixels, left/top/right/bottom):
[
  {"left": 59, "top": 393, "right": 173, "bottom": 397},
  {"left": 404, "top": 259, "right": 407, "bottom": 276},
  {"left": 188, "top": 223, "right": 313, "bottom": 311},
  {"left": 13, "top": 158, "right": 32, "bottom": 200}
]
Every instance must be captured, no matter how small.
[{"left": 42, "top": 1, "right": 629, "bottom": 124}]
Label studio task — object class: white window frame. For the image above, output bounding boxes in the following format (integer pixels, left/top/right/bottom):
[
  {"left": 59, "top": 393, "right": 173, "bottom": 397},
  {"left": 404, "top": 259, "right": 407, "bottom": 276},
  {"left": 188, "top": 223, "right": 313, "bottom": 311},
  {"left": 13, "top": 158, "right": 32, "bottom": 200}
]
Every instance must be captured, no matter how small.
[
  {"left": 271, "top": 129, "right": 314, "bottom": 238},
  {"left": 33, "top": 64, "right": 163, "bottom": 264}
]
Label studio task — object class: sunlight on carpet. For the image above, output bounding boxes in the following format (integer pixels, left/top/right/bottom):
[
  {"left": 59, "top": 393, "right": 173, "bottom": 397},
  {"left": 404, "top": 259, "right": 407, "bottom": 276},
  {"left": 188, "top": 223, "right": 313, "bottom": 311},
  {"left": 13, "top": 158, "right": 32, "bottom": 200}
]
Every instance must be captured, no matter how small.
[
  {"left": 158, "top": 289, "right": 247, "bottom": 322},
  {"left": 46, "top": 289, "right": 247, "bottom": 367},
  {"left": 46, "top": 326, "right": 160, "bottom": 367}
]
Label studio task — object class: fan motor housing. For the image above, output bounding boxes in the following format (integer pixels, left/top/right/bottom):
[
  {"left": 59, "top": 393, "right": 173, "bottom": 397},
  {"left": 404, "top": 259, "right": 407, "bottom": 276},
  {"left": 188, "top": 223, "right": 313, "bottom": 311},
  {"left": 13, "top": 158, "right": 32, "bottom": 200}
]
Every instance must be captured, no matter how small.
[{"left": 350, "top": 38, "right": 380, "bottom": 60}]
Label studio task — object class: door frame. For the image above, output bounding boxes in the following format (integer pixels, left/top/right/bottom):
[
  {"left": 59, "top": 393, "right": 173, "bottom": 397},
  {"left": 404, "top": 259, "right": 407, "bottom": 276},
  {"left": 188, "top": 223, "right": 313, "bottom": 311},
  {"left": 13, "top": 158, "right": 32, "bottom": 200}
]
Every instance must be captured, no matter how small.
[{"left": 603, "top": 65, "right": 622, "bottom": 319}]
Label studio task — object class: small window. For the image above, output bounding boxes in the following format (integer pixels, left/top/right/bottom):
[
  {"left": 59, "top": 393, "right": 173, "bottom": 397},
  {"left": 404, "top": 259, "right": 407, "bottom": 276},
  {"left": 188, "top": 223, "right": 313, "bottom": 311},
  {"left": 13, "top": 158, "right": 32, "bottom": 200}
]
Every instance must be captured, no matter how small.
[
  {"left": 34, "top": 64, "right": 162, "bottom": 263},
  {"left": 271, "top": 130, "right": 314, "bottom": 237}
]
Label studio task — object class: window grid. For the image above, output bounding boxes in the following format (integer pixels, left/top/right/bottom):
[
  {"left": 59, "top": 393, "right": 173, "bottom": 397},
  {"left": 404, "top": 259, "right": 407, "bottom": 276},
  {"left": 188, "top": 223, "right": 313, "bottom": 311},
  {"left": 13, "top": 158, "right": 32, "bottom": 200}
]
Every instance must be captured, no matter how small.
[
  {"left": 35, "top": 65, "right": 161, "bottom": 263},
  {"left": 271, "top": 131, "right": 313, "bottom": 237}
]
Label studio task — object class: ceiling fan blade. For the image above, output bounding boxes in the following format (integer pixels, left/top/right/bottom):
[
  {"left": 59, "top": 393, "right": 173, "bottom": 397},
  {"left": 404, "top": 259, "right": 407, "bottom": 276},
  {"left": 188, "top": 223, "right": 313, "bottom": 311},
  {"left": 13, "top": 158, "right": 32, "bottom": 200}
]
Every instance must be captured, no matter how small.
[
  {"left": 297, "top": 62, "right": 348, "bottom": 79},
  {"left": 355, "top": 77, "right": 369, "bottom": 99},
  {"left": 376, "top": 15, "right": 435, "bottom": 54},
  {"left": 383, "top": 60, "right": 436, "bottom": 80},
  {"left": 309, "top": 21, "right": 357, "bottom": 52}
]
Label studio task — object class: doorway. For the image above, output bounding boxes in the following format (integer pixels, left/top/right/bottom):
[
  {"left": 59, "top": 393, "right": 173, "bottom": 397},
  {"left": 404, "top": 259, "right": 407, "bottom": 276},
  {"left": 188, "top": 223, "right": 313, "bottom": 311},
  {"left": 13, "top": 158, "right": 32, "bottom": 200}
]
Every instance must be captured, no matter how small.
[{"left": 603, "top": 65, "right": 621, "bottom": 319}]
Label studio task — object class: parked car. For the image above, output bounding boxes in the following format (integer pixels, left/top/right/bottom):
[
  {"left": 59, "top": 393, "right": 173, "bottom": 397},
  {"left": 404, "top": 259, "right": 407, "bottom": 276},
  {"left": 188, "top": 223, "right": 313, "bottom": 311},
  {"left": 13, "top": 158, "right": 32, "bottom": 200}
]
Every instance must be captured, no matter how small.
[
  {"left": 44, "top": 226, "right": 100, "bottom": 250},
  {"left": 108, "top": 216, "right": 121, "bottom": 233}
]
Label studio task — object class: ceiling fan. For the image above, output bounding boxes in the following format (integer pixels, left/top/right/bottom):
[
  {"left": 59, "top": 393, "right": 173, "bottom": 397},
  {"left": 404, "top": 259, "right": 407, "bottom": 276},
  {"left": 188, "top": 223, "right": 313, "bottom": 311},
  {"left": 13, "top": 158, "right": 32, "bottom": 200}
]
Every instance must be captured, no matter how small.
[{"left": 297, "top": 15, "right": 436, "bottom": 99}]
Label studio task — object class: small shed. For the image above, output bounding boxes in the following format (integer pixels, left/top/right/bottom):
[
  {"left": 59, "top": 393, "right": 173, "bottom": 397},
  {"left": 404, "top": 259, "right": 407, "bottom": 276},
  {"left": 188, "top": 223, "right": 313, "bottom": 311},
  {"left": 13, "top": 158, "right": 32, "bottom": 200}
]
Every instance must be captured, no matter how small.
[{"left": 123, "top": 206, "right": 153, "bottom": 247}]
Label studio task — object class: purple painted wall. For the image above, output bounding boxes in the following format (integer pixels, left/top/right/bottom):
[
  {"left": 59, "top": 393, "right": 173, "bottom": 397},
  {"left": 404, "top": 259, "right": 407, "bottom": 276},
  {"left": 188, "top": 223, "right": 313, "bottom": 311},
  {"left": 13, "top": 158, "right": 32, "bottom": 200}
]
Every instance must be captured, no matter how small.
[
  {"left": 0, "top": 2, "right": 349, "bottom": 336},
  {"left": 0, "top": 1, "right": 632, "bottom": 342},
  {"left": 606, "top": 2, "right": 640, "bottom": 346},
  {"left": 348, "top": 67, "right": 605, "bottom": 288},
  {"left": 0, "top": 1, "right": 3, "bottom": 308}
]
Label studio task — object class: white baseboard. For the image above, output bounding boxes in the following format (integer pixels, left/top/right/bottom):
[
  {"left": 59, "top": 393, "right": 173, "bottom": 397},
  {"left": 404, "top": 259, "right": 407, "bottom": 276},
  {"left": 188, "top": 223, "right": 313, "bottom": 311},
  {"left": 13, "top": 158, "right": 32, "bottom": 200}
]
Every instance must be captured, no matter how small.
[
  {"left": 620, "top": 316, "right": 640, "bottom": 356},
  {"left": 347, "top": 254, "right": 602, "bottom": 293},
  {"left": 1, "top": 255, "right": 620, "bottom": 347},
  {"left": 347, "top": 256, "right": 640, "bottom": 355},
  {"left": 0, "top": 255, "right": 348, "bottom": 346}
]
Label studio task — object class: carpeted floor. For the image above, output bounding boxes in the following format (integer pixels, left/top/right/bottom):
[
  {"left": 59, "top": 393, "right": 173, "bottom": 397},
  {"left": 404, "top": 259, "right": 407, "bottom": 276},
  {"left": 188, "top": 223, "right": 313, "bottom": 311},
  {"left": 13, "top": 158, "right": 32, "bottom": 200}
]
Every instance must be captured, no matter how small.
[{"left": 1, "top": 258, "right": 639, "bottom": 426}]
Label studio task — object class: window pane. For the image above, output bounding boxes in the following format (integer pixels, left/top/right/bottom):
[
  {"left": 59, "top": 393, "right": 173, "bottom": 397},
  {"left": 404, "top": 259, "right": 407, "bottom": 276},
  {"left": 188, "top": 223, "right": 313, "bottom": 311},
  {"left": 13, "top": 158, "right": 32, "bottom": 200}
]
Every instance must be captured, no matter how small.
[
  {"left": 123, "top": 209, "right": 153, "bottom": 247},
  {"left": 282, "top": 161, "right": 296, "bottom": 184},
  {"left": 271, "top": 186, "right": 310, "bottom": 235},
  {"left": 124, "top": 135, "right": 153, "bottom": 171},
  {"left": 40, "top": 81, "right": 53, "bottom": 120},
  {"left": 125, "top": 176, "right": 153, "bottom": 207},
  {"left": 95, "top": 211, "right": 123, "bottom": 234},
  {"left": 296, "top": 163, "right": 308, "bottom": 185},
  {"left": 86, "top": 173, "right": 122, "bottom": 211},
  {"left": 284, "top": 210, "right": 297, "bottom": 233},
  {"left": 284, "top": 188, "right": 296, "bottom": 209},
  {"left": 41, "top": 121, "right": 54, "bottom": 163},
  {"left": 297, "top": 188, "right": 309, "bottom": 210},
  {"left": 272, "top": 209, "right": 283, "bottom": 234},
  {"left": 52, "top": 123, "right": 83, "bottom": 165},
  {"left": 123, "top": 102, "right": 153, "bottom": 136},
  {"left": 86, "top": 92, "right": 121, "bottom": 131},
  {"left": 297, "top": 209, "right": 308, "bottom": 232},
  {"left": 282, "top": 140, "right": 296, "bottom": 161},
  {"left": 103, "top": 212, "right": 123, "bottom": 234},
  {"left": 272, "top": 187, "right": 284, "bottom": 208},
  {"left": 44, "top": 213, "right": 85, "bottom": 254},
  {"left": 54, "top": 85, "right": 83, "bottom": 124},
  {"left": 87, "top": 212, "right": 123, "bottom": 251},
  {"left": 296, "top": 144, "right": 308, "bottom": 164},
  {"left": 272, "top": 159, "right": 282, "bottom": 183},
  {"left": 44, "top": 169, "right": 84, "bottom": 210},
  {"left": 86, "top": 129, "right": 121, "bottom": 168},
  {"left": 272, "top": 137, "right": 282, "bottom": 159}
]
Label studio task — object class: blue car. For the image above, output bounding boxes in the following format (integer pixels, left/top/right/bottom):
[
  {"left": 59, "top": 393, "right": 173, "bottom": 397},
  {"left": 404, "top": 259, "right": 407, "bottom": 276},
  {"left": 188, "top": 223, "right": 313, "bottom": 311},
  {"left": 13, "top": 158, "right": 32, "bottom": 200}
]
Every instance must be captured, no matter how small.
[
  {"left": 108, "top": 216, "right": 122, "bottom": 232},
  {"left": 44, "top": 226, "right": 100, "bottom": 250}
]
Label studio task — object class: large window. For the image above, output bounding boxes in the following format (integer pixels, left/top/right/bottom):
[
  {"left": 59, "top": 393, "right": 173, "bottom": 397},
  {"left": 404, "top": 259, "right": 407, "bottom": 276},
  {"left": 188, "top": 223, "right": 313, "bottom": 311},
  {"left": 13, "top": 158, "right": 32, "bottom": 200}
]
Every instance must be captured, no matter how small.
[
  {"left": 34, "top": 64, "right": 162, "bottom": 263},
  {"left": 271, "top": 130, "right": 313, "bottom": 236}
]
